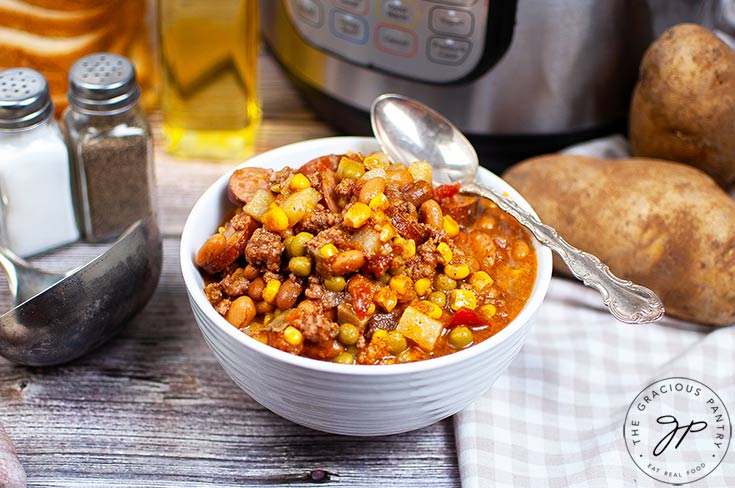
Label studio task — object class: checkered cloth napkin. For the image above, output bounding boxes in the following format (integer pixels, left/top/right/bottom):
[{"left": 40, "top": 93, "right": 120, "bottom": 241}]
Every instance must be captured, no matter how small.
[{"left": 454, "top": 137, "right": 735, "bottom": 487}]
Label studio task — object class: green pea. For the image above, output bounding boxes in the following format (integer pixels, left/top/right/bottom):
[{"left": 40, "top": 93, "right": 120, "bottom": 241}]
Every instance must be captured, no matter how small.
[
  {"left": 332, "top": 351, "right": 355, "bottom": 364},
  {"left": 428, "top": 291, "right": 447, "bottom": 308},
  {"left": 338, "top": 323, "right": 360, "bottom": 346},
  {"left": 324, "top": 276, "right": 346, "bottom": 292},
  {"left": 283, "top": 236, "right": 295, "bottom": 257},
  {"left": 288, "top": 256, "right": 312, "bottom": 277},
  {"left": 386, "top": 331, "right": 407, "bottom": 355},
  {"left": 346, "top": 345, "right": 359, "bottom": 357},
  {"left": 288, "top": 232, "right": 313, "bottom": 257},
  {"left": 448, "top": 326, "right": 473, "bottom": 349},
  {"left": 434, "top": 274, "right": 457, "bottom": 291}
]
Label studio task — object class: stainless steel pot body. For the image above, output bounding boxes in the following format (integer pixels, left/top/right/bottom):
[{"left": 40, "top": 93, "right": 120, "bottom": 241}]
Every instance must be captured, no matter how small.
[{"left": 263, "top": 0, "right": 662, "bottom": 136}]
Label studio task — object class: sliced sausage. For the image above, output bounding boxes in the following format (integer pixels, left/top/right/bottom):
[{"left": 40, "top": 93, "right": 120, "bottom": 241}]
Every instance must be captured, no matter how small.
[
  {"left": 228, "top": 167, "right": 271, "bottom": 205},
  {"left": 297, "top": 154, "right": 341, "bottom": 175}
]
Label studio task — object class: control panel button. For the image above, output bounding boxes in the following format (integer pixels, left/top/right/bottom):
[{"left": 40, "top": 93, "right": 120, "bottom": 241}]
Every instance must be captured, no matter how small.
[
  {"left": 430, "top": 8, "right": 473, "bottom": 37},
  {"left": 333, "top": 0, "right": 368, "bottom": 15},
  {"left": 331, "top": 10, "right": 369, "bottom": 44},
  {"left": 376, "top": 25, "right": 417, "bottom": 56},
  {"left": 427, "top": 0, "right": 478, "bottom": 6},
  {"left": 292, "top": 0, "right": 324, "bottom": 27},
  {"left": 427, "top": 36, "right": 471, "bottom": 64},
  {"left": 380, "top": 0, "right": 417, "bottom": 26}
]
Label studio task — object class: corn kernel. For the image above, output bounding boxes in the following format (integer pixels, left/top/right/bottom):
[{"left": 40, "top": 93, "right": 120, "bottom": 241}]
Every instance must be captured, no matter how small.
[
  {"left": 445, "top": 263, "right": 470, "bottom": 280},
  {"left": 389, "top": 274, "right": 413, "bottom": 296},
  {"left": 436, "top": 242, "right": 453, "bottom": 265},
  {"left": 379, "top": 223, "right": 397, "bottom": 242},
  {"left": 262, "top": 206, "right": 289, "bottom": 232},
  {"left": 289, "top": 173, "right": 311, "bottom": 190},
  {"left": 284, "top": 325, "right": 303, "bottom": 346},
  {"left": 449, "top": 289, "right": 477, "bottom": 311},
  {"left": 369, "top": 192, "right": 389, "bottom": 210},
  {"left": 414, "top": 278, "right": 432, "bottom": 297},
  {"left": 375, "top": 287, "right": 398, "bottom": 312},
  {"left": 344, "top": 202, "right": 372, "bottom": 228},
  {"left": 319, "top": 243, "right": 339, "bottom": 258},
  {"left": 262, "top": 280, "right": 281, "bottom": 303},
  {"left": 367, "top": 303, "right": 376, "bottom": 315},
  {"left": 443, "top": 215, "right": 460, "bottom": 238},
  {"left": 372, "top": 329, "right": 388, "bottom": 341},
  {"left": 415, "top": 300, "right": 443, "bottom": 319},
  {"left": 469, "top": 271, "right": 494, "bottom": 291},
  {"left": 479, "top": 303, "right": 497, "bottom": 318}
]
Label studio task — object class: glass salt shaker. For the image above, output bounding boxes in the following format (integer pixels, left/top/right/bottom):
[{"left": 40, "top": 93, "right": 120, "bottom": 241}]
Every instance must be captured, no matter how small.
[
  {"left": 0, "top": 68, "right": 80, "bottom": 257},
  {"left": 63, "top": 53, "right": 156, "bottom": 242}
]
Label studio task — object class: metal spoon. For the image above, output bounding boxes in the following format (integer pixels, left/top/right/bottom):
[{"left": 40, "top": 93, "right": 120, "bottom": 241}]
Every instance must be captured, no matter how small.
[
  {"left": 370, "top": 93, "right": 664, "bottom": 324},
  {"left": 0, "top": 214, "right": 162, "bottom": 366}
]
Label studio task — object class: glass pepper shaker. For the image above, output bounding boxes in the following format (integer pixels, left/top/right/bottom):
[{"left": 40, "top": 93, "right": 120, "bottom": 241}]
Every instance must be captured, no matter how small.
[
  {"left": 0, "top": 68, "right": 80, "bottom": 257},
  {"left": 63, "top": 53, "right": 156, "bottom": 242}
]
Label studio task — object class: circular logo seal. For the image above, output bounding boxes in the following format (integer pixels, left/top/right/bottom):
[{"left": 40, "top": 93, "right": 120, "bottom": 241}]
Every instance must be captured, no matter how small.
[{"left": 624, "top": 377, "right": 732, "bottom": 485}]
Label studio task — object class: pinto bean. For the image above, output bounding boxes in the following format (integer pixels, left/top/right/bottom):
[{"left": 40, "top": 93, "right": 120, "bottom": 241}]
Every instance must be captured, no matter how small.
[
  {"left": 386, "top": 169, "right": 413, "bottom": 186},
  {"left": 359, "top": 177, "right": 386, "bottom": 204},
  {"left": 226, "top": 296, "right": 256, "bottom": 327},
  {"left": 248, "top": 277, "right": 266, "bottom": 301},
  {"left": 195, "top": 233, "right": 226, "bottom": 270},
  {"left": 275, "top": 278, "right": 304, "bottom": 310},
  {"left": 420, "top": 199, "right": 444, "bottom": 229},
  {"left": 331, "top": 249, "right": 366, "bottom": 275}
]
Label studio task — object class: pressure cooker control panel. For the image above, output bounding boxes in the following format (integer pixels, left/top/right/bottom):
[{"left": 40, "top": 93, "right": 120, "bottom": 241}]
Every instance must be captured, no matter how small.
[{"left": 285, "top": 0, "right": 514, "bottom": 84}]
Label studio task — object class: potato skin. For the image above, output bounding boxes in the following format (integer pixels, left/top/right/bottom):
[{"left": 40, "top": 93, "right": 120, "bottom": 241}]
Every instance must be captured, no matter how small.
[
  {"left": 629, "top": 23, "right": 735, "bottom": 189},
  {"left": 503, "top": 154, "right": 735, "bottom": 326}
]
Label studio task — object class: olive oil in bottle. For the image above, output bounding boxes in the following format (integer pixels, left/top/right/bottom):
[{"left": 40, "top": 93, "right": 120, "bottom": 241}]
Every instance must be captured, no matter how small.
[{"left": 159, "top": 0, "right": 260, "bottom": 160}]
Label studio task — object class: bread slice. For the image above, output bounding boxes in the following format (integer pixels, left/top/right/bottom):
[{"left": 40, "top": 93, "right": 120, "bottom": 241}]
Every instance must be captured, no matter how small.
[
  {"left": 0, "top": 0, "right": 121, "bottom": 37},
  {"left": 17, "top": 0, "right": 109, "bottom": 12},
  {"left": 0, "top": 24, "right": 116, "bottom": 71}
]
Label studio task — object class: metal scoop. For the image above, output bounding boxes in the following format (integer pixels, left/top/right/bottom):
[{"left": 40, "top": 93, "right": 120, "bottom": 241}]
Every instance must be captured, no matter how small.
[
  {"left": 370, "top": 93, "right": 665, "bottom": 325},
  {"left": 0, "top": 214, "right": 162, "bottom": 366}
]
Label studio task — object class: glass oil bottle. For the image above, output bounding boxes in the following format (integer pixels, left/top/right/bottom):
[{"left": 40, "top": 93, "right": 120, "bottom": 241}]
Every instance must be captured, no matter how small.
[{"left": 159, "top": 0, "right": 261, "bottom": 160}]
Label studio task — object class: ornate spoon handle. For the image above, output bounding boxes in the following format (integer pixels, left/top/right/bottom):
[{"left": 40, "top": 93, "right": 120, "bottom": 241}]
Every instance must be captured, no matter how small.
[{"left": 462, "top": 182, "right": 665, "bottom": 324}]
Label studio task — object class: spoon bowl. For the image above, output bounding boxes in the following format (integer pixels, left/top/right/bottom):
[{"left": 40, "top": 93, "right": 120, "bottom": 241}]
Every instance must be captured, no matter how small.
[
  {"left": 371, "top": 93, "right": 665, "bottom": 324},
  {"left": 0, "top": 214, "right": 162, "bottom": 366}
]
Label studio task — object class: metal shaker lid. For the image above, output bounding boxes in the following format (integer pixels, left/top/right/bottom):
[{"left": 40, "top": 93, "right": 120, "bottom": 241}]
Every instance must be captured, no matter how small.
[
  {"left": 68, "top": 53, "right": 141, "bottom": 115},
  {"left": 0, "top": 68, "right": 54, "bottom": 130}
]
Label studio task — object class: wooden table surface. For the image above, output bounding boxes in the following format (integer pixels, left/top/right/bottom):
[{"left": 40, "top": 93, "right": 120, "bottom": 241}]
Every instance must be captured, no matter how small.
[{"left": 0, "top": 48, "right": 461, "bottom": 487}]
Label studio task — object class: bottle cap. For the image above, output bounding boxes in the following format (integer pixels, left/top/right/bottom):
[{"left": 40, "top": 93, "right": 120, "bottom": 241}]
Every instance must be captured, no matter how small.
[
  {"left": 68, "top": 53, "right": 141, "bottom": 115},
  {"left": 0, "top": 68, "right": 54, "bottom": 130}
]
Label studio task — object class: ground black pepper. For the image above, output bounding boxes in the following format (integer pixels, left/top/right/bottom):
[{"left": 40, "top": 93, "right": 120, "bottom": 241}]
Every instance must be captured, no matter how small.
[
  {"left": 77, "top": 127, "right": 154, "bottom": 240},
  {"left": 63, "top": 53, "right": 155, "bottom": 242}
]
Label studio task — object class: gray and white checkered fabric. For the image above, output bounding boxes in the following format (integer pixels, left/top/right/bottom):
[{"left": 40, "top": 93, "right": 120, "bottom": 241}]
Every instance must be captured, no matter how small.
[{"left": 454, "top": 277, "right": 735, "bottom": 487}]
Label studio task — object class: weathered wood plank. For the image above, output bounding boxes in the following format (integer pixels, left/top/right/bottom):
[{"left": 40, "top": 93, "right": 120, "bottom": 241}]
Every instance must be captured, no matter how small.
[{"left": 0, "top": 239, "right": 459, "bottom": 486}]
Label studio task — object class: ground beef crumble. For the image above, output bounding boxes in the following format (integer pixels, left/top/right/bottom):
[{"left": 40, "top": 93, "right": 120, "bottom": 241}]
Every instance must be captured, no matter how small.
[{"left": 245, "top": 228, "right": 284, "bottom": 272}]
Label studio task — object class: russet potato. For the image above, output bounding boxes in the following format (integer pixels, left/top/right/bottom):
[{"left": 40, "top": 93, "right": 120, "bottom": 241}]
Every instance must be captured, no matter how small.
[
  {"left": 503, "top": 154, "right": 735, "bottom": 326},
  {"left": 629, "top": 23, "right": 735, "bottom": 189}
]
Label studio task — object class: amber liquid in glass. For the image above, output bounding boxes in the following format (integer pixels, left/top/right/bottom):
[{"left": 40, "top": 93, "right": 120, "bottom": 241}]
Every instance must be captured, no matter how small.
[{"left": 159, "top": 0, "right": 260, "bottom": 160}]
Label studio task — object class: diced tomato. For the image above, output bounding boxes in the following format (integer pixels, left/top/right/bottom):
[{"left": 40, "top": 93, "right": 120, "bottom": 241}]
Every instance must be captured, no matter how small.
[
  {"left": 433, "top": 183, "right": 460, "bottom": 199},
  {"left": 448, "top": 307, "right": 487, "bottom": 328},
  {"left": 347, "top": 275, "right": 375, "bottom": 320}
]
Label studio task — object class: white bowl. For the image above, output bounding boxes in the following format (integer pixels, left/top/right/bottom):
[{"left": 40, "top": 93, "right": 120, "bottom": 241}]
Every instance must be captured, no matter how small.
[{"left": 180, "top": 136, "right": 552, "bottom": 436}]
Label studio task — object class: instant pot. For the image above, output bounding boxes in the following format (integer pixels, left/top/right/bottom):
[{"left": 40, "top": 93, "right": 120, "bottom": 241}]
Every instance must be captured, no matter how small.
[{"left": 262, "top": 0, "right": 731, "bottom": 171}]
